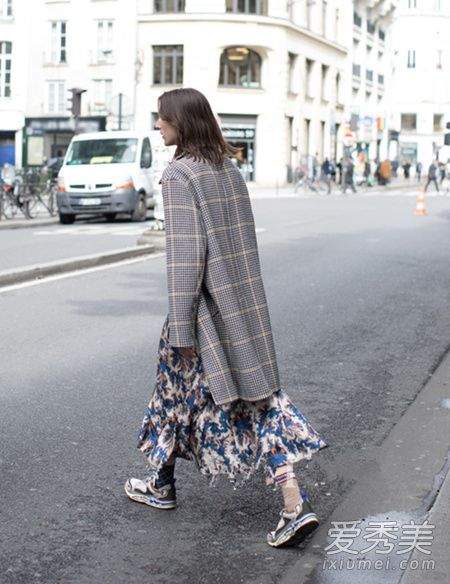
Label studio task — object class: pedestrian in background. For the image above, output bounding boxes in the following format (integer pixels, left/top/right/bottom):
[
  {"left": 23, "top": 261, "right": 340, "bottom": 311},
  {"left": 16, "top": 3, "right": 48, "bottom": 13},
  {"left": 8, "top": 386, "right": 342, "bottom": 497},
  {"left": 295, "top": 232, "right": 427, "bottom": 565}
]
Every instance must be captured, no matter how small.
[
  {"left": 336, "top": 158, "right": 343, "bottom": 186},
  {"left": 378, "top": 159, "right": 391, "bottom": 186},
  {"left": 402, "top": 160, "right": 411, "bottom": 180},
  {"left": 363, "top": 160, "right": 371, "bottom": 185},
  {"left": 330, "top": 159, "right": 337, "bottom": 185},
  {"left": 416, "top": 161, "right": 423, "bottom": 182},
  {"left": 124, "top": 88, "right": 327, "bottom": 548},
  {"left": 438, "top": 162, "right": 446, "bottom": 186},
  {"left": 391, "top": 159, "right": 399, "bottom": 177},
  {"left": 424, "top": 160, "right": 439, "bottom": 192},
  {"left": 321, "top": 157, "right": 332, "bottom": 194},
  {"left": 342, "top": 157, "right": 356, "bottom": 194}
]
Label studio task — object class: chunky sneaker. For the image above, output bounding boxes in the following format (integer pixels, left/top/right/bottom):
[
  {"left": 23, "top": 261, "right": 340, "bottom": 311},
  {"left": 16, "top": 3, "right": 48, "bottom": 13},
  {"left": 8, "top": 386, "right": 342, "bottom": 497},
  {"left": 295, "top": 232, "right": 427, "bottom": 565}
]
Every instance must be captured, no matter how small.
[
  {"left": 267, "top": 488, "right": 319, "bottom": 548},
  {"left": 124, "top": 476, "right": 177, "bottom": 510}
]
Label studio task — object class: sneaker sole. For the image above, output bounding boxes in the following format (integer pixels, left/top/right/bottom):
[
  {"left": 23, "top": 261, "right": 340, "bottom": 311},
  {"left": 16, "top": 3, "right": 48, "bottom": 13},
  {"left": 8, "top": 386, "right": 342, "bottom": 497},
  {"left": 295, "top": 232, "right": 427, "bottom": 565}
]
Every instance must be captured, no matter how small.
[
  {"left": 267, "top": 513, "right": 319, "bottom": 548},
  {"left": 124, "top": 481, "right": 177, "bottom": 510}
]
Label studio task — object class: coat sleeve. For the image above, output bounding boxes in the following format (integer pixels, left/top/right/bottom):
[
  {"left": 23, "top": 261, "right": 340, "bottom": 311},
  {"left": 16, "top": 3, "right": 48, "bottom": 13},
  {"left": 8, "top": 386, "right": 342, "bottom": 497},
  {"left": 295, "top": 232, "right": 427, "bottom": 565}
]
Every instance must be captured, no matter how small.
[{"left": 161, "top": 177, "right": 207, "bottom": 348}]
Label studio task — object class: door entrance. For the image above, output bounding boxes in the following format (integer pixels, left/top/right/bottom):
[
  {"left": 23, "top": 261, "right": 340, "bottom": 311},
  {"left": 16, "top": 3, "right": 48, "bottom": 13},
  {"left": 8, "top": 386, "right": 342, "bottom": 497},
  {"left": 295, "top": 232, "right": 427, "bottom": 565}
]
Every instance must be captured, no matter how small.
[{"left": 219, "top": 115, "right": 257, "bottom": 182}]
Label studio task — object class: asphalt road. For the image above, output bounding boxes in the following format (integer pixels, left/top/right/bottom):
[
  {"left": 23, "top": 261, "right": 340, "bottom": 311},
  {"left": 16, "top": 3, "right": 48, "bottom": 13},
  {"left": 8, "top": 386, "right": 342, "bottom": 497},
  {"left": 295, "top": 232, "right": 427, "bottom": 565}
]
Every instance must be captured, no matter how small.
[
  {"left": 1, "top": 194, "right": 450, "bottom": 584},
  {"left": 0, "top": 218, "right": 156, "bottom": 272},
  {"left": 0, "top": 184, "right": 425, "bottom": 273}
]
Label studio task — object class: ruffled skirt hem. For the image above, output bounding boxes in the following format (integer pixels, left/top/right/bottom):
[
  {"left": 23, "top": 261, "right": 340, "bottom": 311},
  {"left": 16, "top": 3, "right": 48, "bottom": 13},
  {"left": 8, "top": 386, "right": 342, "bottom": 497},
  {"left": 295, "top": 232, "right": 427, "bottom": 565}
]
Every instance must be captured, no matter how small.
[{"left": 136, "top": 314, "right": 328, "bottom": 488}]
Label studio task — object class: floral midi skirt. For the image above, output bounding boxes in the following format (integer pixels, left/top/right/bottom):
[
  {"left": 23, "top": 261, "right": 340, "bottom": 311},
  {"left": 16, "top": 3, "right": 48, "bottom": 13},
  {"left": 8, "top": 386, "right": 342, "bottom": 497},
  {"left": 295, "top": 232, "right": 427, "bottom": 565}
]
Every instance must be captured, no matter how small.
[{"left": 137, "top": 314, "right": 328, "bottom": 487}]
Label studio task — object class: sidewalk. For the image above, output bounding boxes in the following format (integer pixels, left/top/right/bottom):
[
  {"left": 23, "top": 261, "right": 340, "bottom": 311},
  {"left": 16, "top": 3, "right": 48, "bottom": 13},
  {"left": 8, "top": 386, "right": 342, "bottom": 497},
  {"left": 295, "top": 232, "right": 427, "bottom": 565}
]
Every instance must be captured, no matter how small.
[
  {"left": 0, "top": 179, "right": 423, "bottom": 231},
  {"left": 0, "top": 215, "right": 58, "bottom": 230},
  {"left": 248, "top": 177, "right": 419, "bottom": 199},
  {"left": 281, "top": 348, "right": 450, "bottom": 584},
  {"left": 0, "top": 243, "right": 158, "bottom": 288}
]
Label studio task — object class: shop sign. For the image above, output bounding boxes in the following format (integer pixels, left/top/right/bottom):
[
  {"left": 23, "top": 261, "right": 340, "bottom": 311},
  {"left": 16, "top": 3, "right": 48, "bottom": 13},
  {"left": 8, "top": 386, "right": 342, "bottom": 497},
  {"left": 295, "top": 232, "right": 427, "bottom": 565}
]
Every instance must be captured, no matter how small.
[
  {"left": 222, "top": 127, "right": 255, "bottom": 140},
  {"left": 26, "top": 118, "right": 103, "bottom": 133}
]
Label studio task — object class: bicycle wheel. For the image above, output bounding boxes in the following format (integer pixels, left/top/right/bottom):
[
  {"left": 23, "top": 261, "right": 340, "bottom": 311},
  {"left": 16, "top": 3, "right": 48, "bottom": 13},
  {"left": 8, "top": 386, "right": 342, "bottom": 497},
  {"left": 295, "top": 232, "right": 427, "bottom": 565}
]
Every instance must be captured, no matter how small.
[
  {"left": 25, "top": 195, "right": 44, "bottom": 219},
  {"left": 2, "top": 193, "right": 17, "bottom": 219},
  {"left": 47, "top": 184, "right": 58, "bottom": 216}
]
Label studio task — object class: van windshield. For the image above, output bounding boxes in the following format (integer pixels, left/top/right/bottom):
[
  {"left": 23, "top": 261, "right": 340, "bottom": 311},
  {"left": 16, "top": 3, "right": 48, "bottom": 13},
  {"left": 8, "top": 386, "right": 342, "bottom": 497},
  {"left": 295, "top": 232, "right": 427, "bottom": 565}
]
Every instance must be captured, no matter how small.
[{"left": 65, "top": 138, "right": 138, "bottom": 165}]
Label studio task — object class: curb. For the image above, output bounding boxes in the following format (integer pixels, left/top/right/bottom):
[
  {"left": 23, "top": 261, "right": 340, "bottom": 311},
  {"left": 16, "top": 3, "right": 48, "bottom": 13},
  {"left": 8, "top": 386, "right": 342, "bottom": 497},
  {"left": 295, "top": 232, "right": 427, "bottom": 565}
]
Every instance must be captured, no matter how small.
[
  {"left": 281, "top": 347, "right": 450, "bottom": 584},
  {"left": 0, "top": 244, "right": 156, "bottom": 288},
  {"left": 136, "top": 227, "right": 166, "bottom": 247},
  {"left": 248, "top": 180, "right": 416, "bottom": 199},
  {"left": 0, "top": 217, "right": 59, "bottom": 230}
]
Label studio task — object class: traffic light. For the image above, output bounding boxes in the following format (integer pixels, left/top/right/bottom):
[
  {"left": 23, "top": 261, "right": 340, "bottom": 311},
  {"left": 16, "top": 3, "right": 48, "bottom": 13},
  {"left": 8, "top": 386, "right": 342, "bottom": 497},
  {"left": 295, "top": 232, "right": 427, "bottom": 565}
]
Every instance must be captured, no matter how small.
[
  {"left": 67, "top": 88, "right": 86, "bottom": 117},
  {"left": 445, "top": 121, "right": 450, "bottom": 145}
]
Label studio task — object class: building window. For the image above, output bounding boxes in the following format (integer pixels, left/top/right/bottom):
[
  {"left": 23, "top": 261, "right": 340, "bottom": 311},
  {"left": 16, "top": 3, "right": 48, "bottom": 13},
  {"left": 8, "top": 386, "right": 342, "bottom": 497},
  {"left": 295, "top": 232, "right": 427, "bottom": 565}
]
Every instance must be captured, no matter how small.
[
  {"left": 153, "top": 45, "right": 183, "bottom": 85},
  {"left": 0, "top": 40, "right": 12, "bottom": 97},
  {"left": 50, "top": 21, "right": 67, "bottom": 64},
  {"left": 378, "top": 29, "right": 385, "bottom": 42},
  {"left": 225, "top": 0, "right": 267, "bottom": 15},
  {"left": 334, "top": 7, "right": 340, "bottom": 42},
  {"left": 305, "top": 58, "right": 314, "bottom": 97},
  {"left": 96, "top": 20, "right": 113, "bottom": 63},
  {"left": 0, "top": 0, "right": 12, "bottom": 18},
  {"left": 401, "top": 113, "right": 417, "bottom": 131},
  {"left": 436, "top": 49, "right": 443, "bottom": 69},
  {"left": 47, "top": 80, "right": 65, "bottom": 113},
  {"left": 433, "top": 114, "right": 443, "bottom": 132},
  {"left": 288, "top": 52, "right": 297, "bottom": 93},
  {"left": 321, "top": 64, "right": 329, "bottom": 101},
  {"left": 407, "top": 49, "right": 415, "bottom": 68},
  {"left": 154, "top": 0, "right": 185, "bottom": 12},
  {"left": 352, "top": 63, "right": 361, "bottom": 78},
  {"left": 408, "top": 0, "right": 417, "bottom": 7},
  {"left": 335, "top": 72, "right": 341, "bottom": 103},
  {"left": 366, "top": 69, "right": 374, "bottom": 83},
  {"left": 93, "top": 79, "right": 113, "bottom": 112},
  {"left": 219, "top": 47, "right": 261, "bottom": 88},
  {"left": 322, "top": 0, "right": 327, "bottom": 36},
  {"left": 353, "top": 11, "right": 362, "bottom": 27},
  {"left": 367, "top": 20, "right": 375, "bottom": 35},
  {"left": 306, "top": 0, "right": 312, "bottom": 28},
  {"left": 378, "top": 74, "right": 384, "bottom": 85}
]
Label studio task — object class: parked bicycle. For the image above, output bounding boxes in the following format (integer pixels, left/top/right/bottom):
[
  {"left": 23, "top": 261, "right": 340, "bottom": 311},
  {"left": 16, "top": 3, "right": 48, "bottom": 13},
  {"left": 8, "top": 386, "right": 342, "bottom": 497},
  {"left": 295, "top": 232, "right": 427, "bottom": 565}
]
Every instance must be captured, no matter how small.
[
  {"left": 24, "top": 167, "right": 58, "bottom": 218},
  {"left": 0, "top": 171, "right": 29, "bottom": 220},
  {"left": 0, "top": 165, "right": 57, "bottom": 220}
]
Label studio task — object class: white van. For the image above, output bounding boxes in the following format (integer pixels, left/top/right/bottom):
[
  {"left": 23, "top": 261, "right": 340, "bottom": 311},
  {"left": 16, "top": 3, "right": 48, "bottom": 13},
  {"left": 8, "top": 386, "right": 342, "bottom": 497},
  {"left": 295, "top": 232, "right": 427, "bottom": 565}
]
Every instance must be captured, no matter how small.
[
  {"left": 57, "top": 131, "right": 155, "bottom": 224},
  {"left": 148, "top": 130, "right": 176, "bottom": 224}
]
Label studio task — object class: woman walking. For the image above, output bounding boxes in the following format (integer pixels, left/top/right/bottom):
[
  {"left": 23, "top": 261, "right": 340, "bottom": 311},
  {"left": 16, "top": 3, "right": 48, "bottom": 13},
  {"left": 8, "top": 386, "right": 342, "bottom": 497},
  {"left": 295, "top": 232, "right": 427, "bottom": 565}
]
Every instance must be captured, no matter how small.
[{"left": 124, "top": 88, "right": 328, "bottom": 548}]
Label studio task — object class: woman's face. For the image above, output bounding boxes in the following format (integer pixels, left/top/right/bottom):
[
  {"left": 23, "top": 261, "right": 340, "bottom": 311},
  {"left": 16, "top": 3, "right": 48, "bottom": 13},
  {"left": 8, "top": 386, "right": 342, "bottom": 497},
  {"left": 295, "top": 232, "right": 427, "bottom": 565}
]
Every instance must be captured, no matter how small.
[{"left": 155, "top": 116, "right": 178, "bottom": 147}]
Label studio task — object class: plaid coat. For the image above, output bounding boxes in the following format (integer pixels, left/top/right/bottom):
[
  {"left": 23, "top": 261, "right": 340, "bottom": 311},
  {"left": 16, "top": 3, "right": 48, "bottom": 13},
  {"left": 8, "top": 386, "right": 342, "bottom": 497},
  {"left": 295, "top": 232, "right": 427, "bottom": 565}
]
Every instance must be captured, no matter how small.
[{"left": 160, "top": 155, "right": 281, "bottom": 405}]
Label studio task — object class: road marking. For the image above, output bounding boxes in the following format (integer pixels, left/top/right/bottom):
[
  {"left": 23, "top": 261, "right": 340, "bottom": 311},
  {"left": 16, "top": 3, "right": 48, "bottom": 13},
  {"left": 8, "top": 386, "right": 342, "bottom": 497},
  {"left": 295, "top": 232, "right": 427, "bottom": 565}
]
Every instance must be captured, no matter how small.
[
  {"left": 0, "top": 253, "right": 165, "bottom": 294},
  {"left": 33, "top": 225, "right": 150, "bottom": 236},
  {"left": 33, "top": 225, "right": 267, "bottom": 236}
]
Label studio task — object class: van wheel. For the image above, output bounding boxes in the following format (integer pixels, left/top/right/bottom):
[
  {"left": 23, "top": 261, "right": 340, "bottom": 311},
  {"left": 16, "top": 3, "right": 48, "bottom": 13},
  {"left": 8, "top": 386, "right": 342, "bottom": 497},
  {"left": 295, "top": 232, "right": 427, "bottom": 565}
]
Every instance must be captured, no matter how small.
[
  {"left": 104, "top": 213, "right": 117, "bottom": 221},
  {"left": 59, "top": 213, "right": 76, "bottom": 224},
  {"left": 131, "top": 192, "right": 147, "bottom": 222}
]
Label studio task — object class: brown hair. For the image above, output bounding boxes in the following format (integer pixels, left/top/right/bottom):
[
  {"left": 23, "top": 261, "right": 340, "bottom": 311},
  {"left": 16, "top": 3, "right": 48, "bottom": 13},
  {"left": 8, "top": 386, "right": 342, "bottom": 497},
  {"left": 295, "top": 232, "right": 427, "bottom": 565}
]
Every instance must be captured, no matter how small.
[{"left": 157, "top": 88, "right": 240, "bottom": 165}]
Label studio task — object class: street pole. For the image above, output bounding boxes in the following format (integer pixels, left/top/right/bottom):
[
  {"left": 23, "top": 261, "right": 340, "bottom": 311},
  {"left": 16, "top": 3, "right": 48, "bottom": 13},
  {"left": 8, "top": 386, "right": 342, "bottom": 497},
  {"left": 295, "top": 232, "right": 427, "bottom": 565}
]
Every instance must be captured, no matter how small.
[{"left": 118, "top": 92, "right": 123, "bottom": 131}]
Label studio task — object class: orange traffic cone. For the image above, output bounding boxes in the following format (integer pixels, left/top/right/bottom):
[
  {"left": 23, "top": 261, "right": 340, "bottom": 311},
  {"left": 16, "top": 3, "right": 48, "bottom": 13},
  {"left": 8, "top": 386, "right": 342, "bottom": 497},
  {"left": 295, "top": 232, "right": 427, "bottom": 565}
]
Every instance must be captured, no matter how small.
[{"left": 414, "top": 193, "right": 428, "bottom": 216}]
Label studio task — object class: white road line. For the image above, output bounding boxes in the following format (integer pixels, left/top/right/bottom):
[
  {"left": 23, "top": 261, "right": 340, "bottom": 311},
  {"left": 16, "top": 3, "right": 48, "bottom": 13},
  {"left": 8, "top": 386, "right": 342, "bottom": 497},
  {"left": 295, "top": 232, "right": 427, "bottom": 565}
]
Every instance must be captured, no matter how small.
[
  {"left": 1, "top": 227, "right": 267, "bottom": 293},
  {"left": 0, "top": 252, "right": 165, "bottom": 294}
]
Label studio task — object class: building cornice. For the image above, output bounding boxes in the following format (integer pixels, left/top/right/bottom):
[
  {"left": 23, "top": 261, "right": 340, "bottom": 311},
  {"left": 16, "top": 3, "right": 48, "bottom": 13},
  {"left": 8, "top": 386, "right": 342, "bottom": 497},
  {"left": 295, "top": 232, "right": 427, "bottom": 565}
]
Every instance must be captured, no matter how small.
[{"left": 137, "top": 13, "right": 348, "bottom": 55}]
